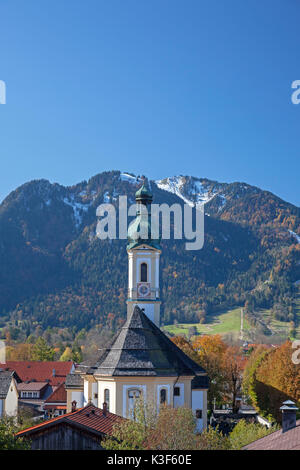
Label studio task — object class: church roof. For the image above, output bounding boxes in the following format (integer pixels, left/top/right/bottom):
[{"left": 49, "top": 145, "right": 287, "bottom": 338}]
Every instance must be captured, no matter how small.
[{"left": 87, "top": 306, "right": 207, "bottom": 378}]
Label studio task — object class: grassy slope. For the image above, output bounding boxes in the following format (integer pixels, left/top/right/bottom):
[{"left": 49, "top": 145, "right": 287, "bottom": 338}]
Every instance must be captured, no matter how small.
[
  {"left": 162, "top": 307, "right": 250, "bottom": 338},
  {"left": 163, "top": 298, "right": 300, "bottom": 341}
]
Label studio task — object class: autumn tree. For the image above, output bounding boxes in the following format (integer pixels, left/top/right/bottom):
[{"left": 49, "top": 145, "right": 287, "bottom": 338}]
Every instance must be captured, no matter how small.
[
  {"left": 103, "top": 397, "right": 229, "bottom": 450},
  {"left": 6, "top": 343, "right": 34, "bottom": 361},
  {"left": 222, "top": 347, "right": 245, "bottom": 412},
  {"left": 242, "top": 341, "right": 300, "bottom": 422},
  {"left": 192, "top": 335, "right": 227, "bottom": 410},
  {"left": 59, "top": 347, "right": 73, "bottom": 362},
  {"left": 102, "top": 397, "right": 157, "bottom": 450},
  {"left": 145, "top": 406, "right": 199, "bottom": 450},
  {"left": 171, "top": 336, "right": 200, "bottom": 364}
]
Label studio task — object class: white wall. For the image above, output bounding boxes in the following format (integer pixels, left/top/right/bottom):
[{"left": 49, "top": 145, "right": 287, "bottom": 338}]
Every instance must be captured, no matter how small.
[
  {"left": 4, "top": 378, "right": 18, "bottom": 417},
  {"left": 83, "top": 380, "right": 89, "bottom": 406},
  {"left": 257, "top": 415, "right": 272, "bottom": 428},
  {"left": 71, "top": 391, "right": 84, "bottom": 408},
  {"left": 192, "top": 390, "right": 204, "bottom": 432},
  {"left": 98, "top": 381, "right": 116, "bottom": 413},
  {"left": 173, "top": 383, "right": 184, "bottom": 408}
]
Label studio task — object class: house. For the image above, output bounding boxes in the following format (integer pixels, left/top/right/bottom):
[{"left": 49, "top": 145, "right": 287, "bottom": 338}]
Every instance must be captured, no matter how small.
[
  {"left": 243, "top": 401, "right": 300, "bottom": 450},
  {"left": 44, "top": 383, "right": 67, "bottom": 418},
  {"left": 0, "top": 361, "right": 75, "bottom": 387},
  {"left": 66, "top": 184, "right": 209, "bottom": 431},
  {"left": 0, "top": 361, "right": 75, "bottom": 415},
  {"left": 0, "top": 370, "right": 19, "bottom": 418},
  {"left": 16, "top": 403, "right": 124, "bottom": 450},
  {"left": 17, "top": 381, "right": 52, "bottom": 415},
  {"left": 18, "top": 382, "right": 50, "bottom": 400}
]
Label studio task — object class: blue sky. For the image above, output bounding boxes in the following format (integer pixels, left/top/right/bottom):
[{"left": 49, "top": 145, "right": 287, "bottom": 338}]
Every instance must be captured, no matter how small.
[{"left": 0, "top": 0, "right": 299, "bottom": 205}]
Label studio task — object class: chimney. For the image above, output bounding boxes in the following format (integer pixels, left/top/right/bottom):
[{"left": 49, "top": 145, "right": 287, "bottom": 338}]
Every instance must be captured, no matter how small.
[
  {"left": 52, "top": 368, "right": 56, "bottom": 377},
  {"left": 280, "top": 400, "right": 298, "bottom": 433},
  {"left": 102, "top": 402, "right": 108, "bottom": 417},
  {"left": 71, "top": 400, "right": 77, "bottom": 413}
]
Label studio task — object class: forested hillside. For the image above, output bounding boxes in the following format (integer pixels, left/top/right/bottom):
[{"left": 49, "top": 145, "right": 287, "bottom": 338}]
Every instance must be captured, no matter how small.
[{"left": 0, "top": 171, "right": 299, "bottom": 343}]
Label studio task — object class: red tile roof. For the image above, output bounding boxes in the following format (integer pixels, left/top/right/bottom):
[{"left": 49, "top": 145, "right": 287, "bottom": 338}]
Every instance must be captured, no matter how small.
[
  {"left": 44, "top": 383, "right": 66, "bottom": 404},
  {"left": 16, "top": 404, "right": 124, "bottom": 438},
  {"left": 243, "top": 421, "right": 300, "bottom": 450},
  {"left": 0, "top": 361, "right": 74, "bottom": 386}
]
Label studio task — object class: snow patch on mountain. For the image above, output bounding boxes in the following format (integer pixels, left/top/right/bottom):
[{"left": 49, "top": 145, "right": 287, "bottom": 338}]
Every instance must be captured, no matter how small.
[
  {"left": 103, "top": 191, "right": 110, "bottom": 203},
  {"left": 155, "top": 176, "right": 222, "bottom": 208},
  {"left": 288, "top": 230, "right": 300, "bottom": 244},
  {"left": 120, "top": 173, "right": 143, "bottom": 184},
  {"left": 156, "top": 176, "right": 194, "bottom": 206},
  {"left": 63, "top": 195, "right": 91, "bottom": 228}
]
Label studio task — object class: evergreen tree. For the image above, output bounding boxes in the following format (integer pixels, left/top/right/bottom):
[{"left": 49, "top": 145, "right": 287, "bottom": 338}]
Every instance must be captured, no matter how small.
[{"left": 31, "top": 337, "right": 55, "bottom": 361}]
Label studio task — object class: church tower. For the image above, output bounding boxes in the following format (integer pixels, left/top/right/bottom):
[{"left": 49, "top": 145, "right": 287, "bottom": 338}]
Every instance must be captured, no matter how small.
[
  {"left": 126, "top": 183, "right": 161, "bottom": 326},
  {"left": 66, "top": 181, "right": 208, "bottom": 431}
]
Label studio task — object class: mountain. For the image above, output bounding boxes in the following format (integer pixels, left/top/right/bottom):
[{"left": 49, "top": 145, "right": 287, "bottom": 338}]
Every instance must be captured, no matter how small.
[{"left": 0, "top": 171, "right": 299, "bottom": 341}]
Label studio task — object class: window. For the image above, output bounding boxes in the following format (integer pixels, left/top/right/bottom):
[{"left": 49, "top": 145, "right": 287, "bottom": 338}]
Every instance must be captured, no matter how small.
[
  {"left": 160, "top": 388, "right": 167, "bottom": 404},
  {"left": 196, "top": 409, "right": 202, "bottom": 419},
  {"left": 104, "top": 389, "right": 110, "bottom": 410},
  {"left": 140, "top": 263, "right": 148, "bottom": 282},
  {"left": 128, "top": 389, "right": 141, "bottom": 400},
  {"left": 128, "top": 388, "right": 141, "bottom": 416},
  {"left": 174, "top": 387, "right": 180, "bottom": 396}
]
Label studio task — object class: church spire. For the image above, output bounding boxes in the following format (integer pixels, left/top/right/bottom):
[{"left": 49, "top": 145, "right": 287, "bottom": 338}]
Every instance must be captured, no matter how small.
[{"left": 126, "top": 181, "right": 161, "bottom": 326}]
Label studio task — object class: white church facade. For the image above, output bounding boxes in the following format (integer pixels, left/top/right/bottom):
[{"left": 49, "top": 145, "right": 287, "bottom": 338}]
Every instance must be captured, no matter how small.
[{"left": 66, "top": 183, "right": 209, "bottom": 432}]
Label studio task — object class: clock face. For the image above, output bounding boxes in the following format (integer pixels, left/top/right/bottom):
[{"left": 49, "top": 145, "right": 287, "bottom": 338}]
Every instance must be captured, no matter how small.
[{"left": 137, "top": 282, "right": 151, "bottom": 298}]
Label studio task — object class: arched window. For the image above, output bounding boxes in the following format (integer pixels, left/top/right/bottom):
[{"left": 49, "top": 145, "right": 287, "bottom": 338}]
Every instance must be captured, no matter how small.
[
  {"left": 104, "top": 388, "right": 110, "bottom": 410},
  {"left": 140, "top": 263, "right": 148, "bottom": 282},
  {"left": 128, "top": 389, "right": 141, "bottom": 418},
  {"left": 160, "top": 388, "right": 167, "bottom": 404},
  {"left": 128, "top": 389, "right": 141, "bottom": 401}
]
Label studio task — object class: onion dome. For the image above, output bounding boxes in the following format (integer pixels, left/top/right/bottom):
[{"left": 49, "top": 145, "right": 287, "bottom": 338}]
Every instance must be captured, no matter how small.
[{"left": 127, "top": 182, "right": 160, "bottom": 250}]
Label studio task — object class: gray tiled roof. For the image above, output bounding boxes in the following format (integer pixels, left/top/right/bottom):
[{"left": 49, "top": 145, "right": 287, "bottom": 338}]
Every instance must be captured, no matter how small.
[
  {"left": 0, "top": 370, "right": 14, "bottom": 398},
  {"left": 243, "top": 421, "right": 300, "bottom": 450},
  {"left": 65, "top": 373, "right": 84, "bottom": 389},
  {"left": 88, "top": 306, "right": 207, "bottom": 377},
  {"left": 191, "top": 375, "right": 209, "bottom": 389}
]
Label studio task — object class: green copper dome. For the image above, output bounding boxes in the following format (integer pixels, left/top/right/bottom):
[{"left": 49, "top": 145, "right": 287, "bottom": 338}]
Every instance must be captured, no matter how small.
[
  {"left": 127, "top": 182, "right": 161, "bottom": 251},
  {"left": 135, "top": 183, "right": 153, "bottom": 202}
]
